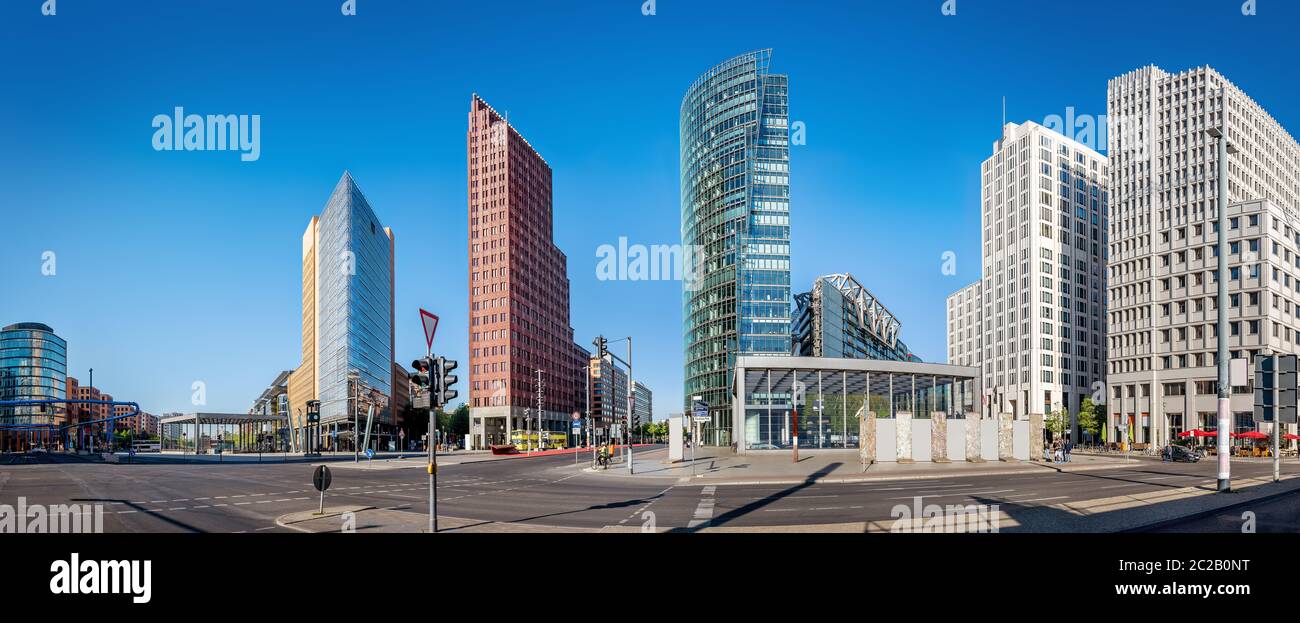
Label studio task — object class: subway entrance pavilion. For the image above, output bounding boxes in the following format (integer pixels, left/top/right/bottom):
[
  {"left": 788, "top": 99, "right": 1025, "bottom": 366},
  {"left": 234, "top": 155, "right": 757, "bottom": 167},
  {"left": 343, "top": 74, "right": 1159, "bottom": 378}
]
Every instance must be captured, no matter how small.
[{"left": 733, "top": 356, "right": 983, "bottom": 459}]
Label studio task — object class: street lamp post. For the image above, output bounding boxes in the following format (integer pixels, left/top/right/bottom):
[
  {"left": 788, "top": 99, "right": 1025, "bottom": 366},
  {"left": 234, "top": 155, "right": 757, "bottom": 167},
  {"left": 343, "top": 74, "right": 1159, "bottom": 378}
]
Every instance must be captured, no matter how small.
[{"left": 1208, "top": 95, "right": 1240, "bottom": 493}]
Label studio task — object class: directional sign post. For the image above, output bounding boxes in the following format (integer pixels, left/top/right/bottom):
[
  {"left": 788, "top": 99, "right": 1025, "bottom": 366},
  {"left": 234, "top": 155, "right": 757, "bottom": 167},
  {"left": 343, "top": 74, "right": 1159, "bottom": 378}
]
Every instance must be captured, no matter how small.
[
  {"left": 691, "top": 397, "right": 708, "bottom": 477},
  {"left": 313, "top": 465, "right": 332, "bottom": 515},
  {"left": 572, "top": 411, "right": 582, "bottom": 465}
]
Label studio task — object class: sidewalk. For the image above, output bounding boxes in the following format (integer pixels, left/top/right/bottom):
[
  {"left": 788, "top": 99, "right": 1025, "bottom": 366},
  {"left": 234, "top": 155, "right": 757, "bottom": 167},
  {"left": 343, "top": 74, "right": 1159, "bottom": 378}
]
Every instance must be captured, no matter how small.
[{"left": 582, "top": 446, "right": 1288, "bottom": 486}]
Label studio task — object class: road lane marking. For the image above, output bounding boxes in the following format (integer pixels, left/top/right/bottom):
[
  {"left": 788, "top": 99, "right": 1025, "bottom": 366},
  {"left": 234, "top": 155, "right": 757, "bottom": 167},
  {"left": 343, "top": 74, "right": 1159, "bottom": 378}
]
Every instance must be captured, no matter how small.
[{"left": 687, "top": 486, "right": 717, "bottom": 528}]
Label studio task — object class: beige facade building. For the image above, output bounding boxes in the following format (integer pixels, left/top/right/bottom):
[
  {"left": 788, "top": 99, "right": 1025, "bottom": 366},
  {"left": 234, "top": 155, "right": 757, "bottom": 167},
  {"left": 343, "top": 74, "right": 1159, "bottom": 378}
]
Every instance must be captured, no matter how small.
[{"left": 1106, "top": 65, "right": 1300, "bottom": 447}]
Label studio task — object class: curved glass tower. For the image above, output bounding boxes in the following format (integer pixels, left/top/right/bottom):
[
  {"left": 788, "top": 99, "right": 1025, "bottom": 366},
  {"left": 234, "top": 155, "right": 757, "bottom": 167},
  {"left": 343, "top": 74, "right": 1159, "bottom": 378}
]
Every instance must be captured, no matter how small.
[
  {"left": 0, "top": 322, "right": 67, "bottom": 450},
  {"left": 680, "top": 49, "right": 791, "bottom": 445}
]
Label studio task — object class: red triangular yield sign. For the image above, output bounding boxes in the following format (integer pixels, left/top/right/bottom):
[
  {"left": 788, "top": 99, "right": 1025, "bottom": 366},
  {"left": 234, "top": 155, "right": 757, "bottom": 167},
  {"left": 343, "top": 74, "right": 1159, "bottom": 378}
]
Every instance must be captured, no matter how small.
[{"left": 420, "top": 309, "right": 439, "bottom": 350}]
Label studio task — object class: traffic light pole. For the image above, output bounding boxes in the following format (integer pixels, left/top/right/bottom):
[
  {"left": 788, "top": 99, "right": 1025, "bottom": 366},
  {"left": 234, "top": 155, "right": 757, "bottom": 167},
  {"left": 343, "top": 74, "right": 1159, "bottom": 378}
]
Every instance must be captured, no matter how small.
[
  {"left": 428, "top": 398, "right": 437, "bottom": 533},
  {"left": 427, "top": 353, "right": 438, "bottom": 533},
  {"left": 625, "top": 338, "right": 633, "bottom": 474}
]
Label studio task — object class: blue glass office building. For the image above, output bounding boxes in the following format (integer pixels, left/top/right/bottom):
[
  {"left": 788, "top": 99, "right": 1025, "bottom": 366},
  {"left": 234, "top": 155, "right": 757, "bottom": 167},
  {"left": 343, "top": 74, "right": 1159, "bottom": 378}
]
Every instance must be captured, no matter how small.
[
  {"left": 0, "top": 323, "right": 67, "bottom": 450},
  {"left": 680, "top": 50, "right": 792, "bottom": 445},
  {"left": 315, "top": 173, "right": 395, "bottom": 424}
]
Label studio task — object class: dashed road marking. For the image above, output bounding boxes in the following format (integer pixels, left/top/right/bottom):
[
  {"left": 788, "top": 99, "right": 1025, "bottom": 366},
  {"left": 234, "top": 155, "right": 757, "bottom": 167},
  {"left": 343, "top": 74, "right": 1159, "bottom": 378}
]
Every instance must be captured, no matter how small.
[{"left": 687, "top": 486, "right": 717, "bottom": 528}]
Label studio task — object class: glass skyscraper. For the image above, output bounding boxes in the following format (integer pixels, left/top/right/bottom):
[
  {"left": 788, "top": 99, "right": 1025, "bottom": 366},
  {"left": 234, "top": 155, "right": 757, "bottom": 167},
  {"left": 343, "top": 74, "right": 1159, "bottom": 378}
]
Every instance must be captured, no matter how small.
[
  {"left": 680, "top": 49, "right": 792, "bottom": 445},
  {"left": 0, "top": 322, "right": 67, "bottom": 451},
  {"left": 287, "top": 172, "right": 396, "bottom": 450},
  {"left": 315, "top": 173, "right": 394, "bottom": 422}
]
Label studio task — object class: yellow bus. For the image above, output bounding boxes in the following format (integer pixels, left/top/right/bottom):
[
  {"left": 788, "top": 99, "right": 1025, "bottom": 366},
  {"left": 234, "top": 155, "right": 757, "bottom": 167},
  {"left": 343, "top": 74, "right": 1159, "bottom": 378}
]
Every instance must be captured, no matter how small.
[{"left": 510, "top": 430, "right": 567, "bottom": 451}]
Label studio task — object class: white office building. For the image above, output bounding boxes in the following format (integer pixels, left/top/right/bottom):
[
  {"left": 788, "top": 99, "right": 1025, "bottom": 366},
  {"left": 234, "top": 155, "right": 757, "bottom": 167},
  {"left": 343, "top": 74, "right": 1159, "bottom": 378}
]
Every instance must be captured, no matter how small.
[
  {"left": 1106, "top": 65, "right": 1300, "bottom": 448},
  {"left": 946, "top": 281, "right": 981, "bottom": 369},
  {"left": 947, "top": 121, "right": 1109, "bottom": 437}
]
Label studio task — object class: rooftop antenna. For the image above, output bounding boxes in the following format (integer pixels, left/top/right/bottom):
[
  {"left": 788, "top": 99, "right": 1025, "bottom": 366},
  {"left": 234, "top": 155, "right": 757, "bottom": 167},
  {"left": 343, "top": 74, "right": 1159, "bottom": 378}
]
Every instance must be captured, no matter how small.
[{"left": 1000, "top": 96, "right": 1006, "bottom": 141}]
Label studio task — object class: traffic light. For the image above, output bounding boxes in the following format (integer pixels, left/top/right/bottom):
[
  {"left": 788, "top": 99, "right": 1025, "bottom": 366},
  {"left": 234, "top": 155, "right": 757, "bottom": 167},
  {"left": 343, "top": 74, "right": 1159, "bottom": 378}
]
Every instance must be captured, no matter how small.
[
  {"left": 410, "top": 358, "right": 432, "bottom": 390},
  {"left": 593, "top": 335, "right": 608, "bottom": 360},
  {"left": 409, "top": 358, "right": 434, "bottom": 410},
  {"left": 435, "top": 356, "right": 459, "bottom": 408}
]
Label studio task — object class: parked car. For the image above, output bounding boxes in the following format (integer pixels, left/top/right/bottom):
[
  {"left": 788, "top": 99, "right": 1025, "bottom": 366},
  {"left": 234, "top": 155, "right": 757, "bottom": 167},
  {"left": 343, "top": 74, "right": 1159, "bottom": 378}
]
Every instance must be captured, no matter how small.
[{"left": 1162, "top": 444, "right": 1201, "bottom": 463}]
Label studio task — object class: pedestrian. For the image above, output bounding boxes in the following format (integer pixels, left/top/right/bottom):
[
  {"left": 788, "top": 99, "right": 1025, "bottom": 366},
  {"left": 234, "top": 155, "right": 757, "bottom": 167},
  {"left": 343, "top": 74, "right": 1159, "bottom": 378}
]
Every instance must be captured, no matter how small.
[
  {"left": 1064, "top": 438, "right": 1073, "bottom": 462},
  {"left": 1052, "top": 438, "right": 1063, "bottom": 463}
]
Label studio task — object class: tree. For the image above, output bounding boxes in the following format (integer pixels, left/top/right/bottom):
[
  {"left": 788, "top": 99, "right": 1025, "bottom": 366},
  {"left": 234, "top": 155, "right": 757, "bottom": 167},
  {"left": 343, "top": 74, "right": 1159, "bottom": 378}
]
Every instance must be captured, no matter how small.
[
  {"left": 1078, "top": 396, "right": 1104, "bottom": 441},
  {"left": 1045, "top": 407, "right": 1069, "bottom": 439},
  {"left": 435, "top": 403, "right": 469, "bottom": 437}
]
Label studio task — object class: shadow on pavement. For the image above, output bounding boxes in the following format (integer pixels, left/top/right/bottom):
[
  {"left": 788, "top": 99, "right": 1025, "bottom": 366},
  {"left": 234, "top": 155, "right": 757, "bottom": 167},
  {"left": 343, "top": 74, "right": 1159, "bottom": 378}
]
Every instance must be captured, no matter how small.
[
  {"left": 670, "top": 463, "right": 841, "bottom": 533},
  {"left": 74, "top": 497, "right": 207, "bottom": 533}
]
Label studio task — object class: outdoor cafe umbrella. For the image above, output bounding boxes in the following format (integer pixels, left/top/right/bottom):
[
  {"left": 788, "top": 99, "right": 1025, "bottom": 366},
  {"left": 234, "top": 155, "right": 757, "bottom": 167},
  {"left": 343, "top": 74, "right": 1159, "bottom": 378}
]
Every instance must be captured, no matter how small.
[
  {"left": 1234, "top": 431, "right": 1269, "bottom": 440},
  {"left": 1285, "top": 434, "right": 1300, "bottom": 441}
]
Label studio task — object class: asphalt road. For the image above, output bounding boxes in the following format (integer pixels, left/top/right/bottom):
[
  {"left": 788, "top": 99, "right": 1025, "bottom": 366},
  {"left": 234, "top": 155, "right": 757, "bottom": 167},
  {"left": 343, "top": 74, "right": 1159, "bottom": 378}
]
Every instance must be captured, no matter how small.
[{"left": 1, "top": 447, "right": 1297, "bottom": 532}]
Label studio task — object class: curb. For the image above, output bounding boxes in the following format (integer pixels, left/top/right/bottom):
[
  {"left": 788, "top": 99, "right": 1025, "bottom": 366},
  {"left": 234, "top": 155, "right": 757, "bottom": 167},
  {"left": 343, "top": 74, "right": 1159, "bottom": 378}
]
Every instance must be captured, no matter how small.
[{"left": 274, "top": 505, "right": 376, "bottom": 533}]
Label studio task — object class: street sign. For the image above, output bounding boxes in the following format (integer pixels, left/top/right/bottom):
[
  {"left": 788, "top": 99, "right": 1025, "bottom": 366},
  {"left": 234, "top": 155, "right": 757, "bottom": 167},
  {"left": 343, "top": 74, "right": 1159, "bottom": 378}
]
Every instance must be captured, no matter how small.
[
  {"left": 365, "top": 448, "right": 375, "bottom": 459},
  {"left": 1231, "top": 358, "right": 1249, "bottom": 386},
  {"left": 413, "top": 393, "right": 431, "bottom": 410},
  {"left": 313, "top": 465, "right": 332, "bottom": 492},
  {"left": 572, "top": 411, "right": 581, "bottom": 421},
  {"left": 419, "top": 309, "right": 440, "bottom": 351},
  {"left": 692, "top": 400, "right": 708, "bottom": 423},
  {"left": 692, "top": 401, "right": 710, "bottom": 424}
]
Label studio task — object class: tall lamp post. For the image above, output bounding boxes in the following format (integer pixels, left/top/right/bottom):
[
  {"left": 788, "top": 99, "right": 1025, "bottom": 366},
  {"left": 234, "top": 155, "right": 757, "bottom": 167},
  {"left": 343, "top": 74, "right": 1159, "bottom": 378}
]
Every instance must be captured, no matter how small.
[{"left": 1208, "top": 92, "right": 1240, "bottom": 493}]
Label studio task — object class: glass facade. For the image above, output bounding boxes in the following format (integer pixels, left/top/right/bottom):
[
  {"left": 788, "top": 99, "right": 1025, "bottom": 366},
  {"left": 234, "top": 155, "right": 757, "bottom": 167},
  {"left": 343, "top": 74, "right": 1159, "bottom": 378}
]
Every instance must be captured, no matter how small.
[
  {"left": 681, "top": 49, "right": 792, "bottom": 445},
  {"left": 316, "top": 174, "right": 393, "bottom": 423},
  {"left": 793, "top": 274, "right": 919, "bottom": 362},
  {"left": 0, "top": 323, "right": 67, "bottom": 427},
  {"left": 738, "top": 358, "right": 979, "bottom": 451}
]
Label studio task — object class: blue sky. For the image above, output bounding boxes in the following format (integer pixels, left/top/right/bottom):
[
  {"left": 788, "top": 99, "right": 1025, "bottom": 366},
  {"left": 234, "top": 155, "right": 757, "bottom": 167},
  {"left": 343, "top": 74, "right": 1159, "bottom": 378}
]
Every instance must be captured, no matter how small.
[{"left": 1, "top": 0, "right": 1297, "bottom": 419}]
